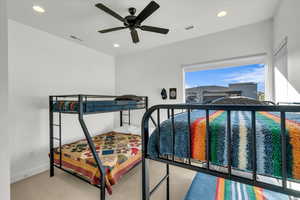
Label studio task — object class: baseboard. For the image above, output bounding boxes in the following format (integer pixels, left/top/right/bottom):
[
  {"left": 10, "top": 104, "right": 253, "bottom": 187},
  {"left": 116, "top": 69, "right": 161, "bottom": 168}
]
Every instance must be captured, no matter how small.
[{"left": 11, "top": 163, "right": 49, "bottom": 184}]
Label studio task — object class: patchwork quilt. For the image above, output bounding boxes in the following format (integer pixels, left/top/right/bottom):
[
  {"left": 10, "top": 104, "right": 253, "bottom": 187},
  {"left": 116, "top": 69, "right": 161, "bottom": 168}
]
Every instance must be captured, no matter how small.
[
  {"left": 53, "top": 132, "right": 141, "bottom": 194},
  {"left": 185, "top": 173, "right": 291, "bottom": 200},
  {"left": 148, "top": 110, "right": 300, "bottom": 180}
]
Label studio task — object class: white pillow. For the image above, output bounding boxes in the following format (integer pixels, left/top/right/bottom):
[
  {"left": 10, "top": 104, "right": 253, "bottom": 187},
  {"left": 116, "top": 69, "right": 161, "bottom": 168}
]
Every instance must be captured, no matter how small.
[{"left": 113, "top": 125, "right": 141, "bottom": 135}]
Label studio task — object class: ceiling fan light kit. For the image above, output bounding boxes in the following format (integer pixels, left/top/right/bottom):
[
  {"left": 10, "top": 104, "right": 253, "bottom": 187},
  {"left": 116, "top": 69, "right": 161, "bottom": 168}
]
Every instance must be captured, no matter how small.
[{"left": 95, "top": 1, "right": 169, "bottom": 44}]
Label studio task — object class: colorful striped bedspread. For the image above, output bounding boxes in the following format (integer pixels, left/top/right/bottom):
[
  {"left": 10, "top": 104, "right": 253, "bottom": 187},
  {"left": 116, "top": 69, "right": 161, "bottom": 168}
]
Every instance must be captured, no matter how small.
[
  {"left": 184, "top": 173, "right": 291, "bottom": 200},
  {"left": 53, "top": 132, "right": 141, "bottom": 194},
  {"left": 148, "top": 110, "right": 300, "bottom": 180}
]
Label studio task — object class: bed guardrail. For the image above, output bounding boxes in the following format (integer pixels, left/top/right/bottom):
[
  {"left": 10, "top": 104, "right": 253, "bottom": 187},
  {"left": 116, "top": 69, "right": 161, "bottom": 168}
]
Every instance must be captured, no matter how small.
[
  {"left": 49, "top": 94, "right": 148, "bottom": 114},
  {"left": 141, "top": 104, "right": 300, "bottom": 200}
]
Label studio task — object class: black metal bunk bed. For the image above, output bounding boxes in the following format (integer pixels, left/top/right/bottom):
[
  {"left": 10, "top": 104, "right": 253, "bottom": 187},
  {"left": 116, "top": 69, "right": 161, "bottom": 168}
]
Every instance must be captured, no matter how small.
[
  {"left": 49, "top": 94, "right": 148, "bottom": 200},
  {"left": 141, "top": 104, "right": 300, "bottom": 200}
]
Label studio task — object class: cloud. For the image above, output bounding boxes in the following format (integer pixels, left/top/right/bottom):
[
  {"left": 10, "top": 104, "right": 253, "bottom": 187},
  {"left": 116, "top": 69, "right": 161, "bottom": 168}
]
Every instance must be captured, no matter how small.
[
  {"left": 223, "top": 67, "right": 265, "bottom": 84},
  {"left": 185, "top": 84, "right": 199, "bottom": 89},
  {"left": 185, "top": 84, "right": 192, "bottom": 89}
]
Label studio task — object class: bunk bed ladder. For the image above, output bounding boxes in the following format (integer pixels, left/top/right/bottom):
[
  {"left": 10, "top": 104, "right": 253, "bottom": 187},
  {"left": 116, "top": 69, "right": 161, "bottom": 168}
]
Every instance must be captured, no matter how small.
[
  {"left": 49, "top": 97, "right": 63, "bottom": 177},
  {"left": 49, "top": 96, "right": 54, "bottom": 177}
]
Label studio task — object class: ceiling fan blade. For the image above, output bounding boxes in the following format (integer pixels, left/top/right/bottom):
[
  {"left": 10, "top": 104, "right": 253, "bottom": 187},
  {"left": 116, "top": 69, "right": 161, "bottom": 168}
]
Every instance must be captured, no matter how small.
[
  {"left": 131, "top": 29, "right": 139, "bottom": 43},
  {"left": 136, "top": 1, "right": 160, "bottom": 24},
  {"left": 98, "top": 27, "right": 127, "bottom": 33},
  {"left": 95, "top": 3, "right": 125, "bottom": 22},
  {"left": 140, "top": 25, "right": 169, "bottom": 34}
]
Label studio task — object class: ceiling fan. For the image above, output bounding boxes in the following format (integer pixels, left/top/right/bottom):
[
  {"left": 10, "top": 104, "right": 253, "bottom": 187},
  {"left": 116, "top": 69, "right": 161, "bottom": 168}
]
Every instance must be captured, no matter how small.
[{"left": 95, "top": 1, "right": 169, "bottom": 44}]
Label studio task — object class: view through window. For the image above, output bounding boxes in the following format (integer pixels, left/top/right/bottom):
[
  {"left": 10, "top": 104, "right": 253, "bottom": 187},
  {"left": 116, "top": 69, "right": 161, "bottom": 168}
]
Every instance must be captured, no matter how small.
[{"left": 185, "top": 64, "right": 265, "bottom": 103}]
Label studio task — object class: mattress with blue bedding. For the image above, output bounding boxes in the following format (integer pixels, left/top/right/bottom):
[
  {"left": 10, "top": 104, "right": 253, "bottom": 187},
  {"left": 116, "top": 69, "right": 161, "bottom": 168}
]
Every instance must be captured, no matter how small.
[
  {"left": 148, "top": 110, "right": 300, "bottom": 180},
  {"left": 185, "top": 173, "right": 291, "bottom": 200},
  {"left": 52, "top": 100, "right": 144, "bottom": 113}
]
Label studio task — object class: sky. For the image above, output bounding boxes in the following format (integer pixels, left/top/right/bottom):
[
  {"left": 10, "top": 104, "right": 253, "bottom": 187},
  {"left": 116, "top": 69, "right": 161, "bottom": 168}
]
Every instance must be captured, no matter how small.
[{"left": 185, "top": 64, "right": 265, "bottom": 92}]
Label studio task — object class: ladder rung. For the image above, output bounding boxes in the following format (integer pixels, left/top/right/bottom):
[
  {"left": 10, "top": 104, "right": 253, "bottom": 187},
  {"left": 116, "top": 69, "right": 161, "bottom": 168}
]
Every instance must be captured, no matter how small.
[
  {"left": 52, "top": 137, "right": 60, "bottom": 141},
  {"left": 123, "top": 122, "right": 130, "bottom": 125}
]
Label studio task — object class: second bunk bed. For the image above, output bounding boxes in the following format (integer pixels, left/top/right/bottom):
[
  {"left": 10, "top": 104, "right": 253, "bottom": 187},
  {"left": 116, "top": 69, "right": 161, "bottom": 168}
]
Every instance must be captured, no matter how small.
[
  {"left": 49, "top": 94, "right": 149, "bottom": 200},
  {"left": 141, "top": 98, "right": 300, "bottom": 200}
]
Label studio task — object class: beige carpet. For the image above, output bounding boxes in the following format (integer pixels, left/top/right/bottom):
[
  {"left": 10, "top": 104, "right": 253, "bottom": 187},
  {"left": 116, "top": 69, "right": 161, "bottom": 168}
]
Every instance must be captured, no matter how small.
[{"left": 11, "top": 161, "right": 195, "bottom": 200}]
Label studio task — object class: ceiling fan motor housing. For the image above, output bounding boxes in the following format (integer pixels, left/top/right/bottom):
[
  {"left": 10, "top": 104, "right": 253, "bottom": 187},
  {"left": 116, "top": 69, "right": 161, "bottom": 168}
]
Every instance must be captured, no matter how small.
[
  {"left": 124, "top": 15, "right": 138, "bottom": 28},
  {"left": 124, "top": 8, "right": 140, "bottom": 28}
]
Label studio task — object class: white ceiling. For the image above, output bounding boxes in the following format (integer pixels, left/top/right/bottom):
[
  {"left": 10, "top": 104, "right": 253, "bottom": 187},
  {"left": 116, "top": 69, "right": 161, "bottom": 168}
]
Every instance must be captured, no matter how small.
[{"left": 8, "top": 0, "right": 280, "bottom": 56}]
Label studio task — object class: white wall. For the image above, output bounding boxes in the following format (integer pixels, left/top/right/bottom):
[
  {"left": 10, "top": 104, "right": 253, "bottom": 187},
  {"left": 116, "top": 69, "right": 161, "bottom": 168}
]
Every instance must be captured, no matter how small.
[
  {"left": 273, "top": 0, "right": 300, "bottom": 102},
  {"left": 116, "top": 20, "right": 273, "bottom": 125},
  {"left": 0, "top": 0, "right": 10, "bottom": 199},
  {"left": 8, "top": 20, "right": 116, "bottom": 182}
]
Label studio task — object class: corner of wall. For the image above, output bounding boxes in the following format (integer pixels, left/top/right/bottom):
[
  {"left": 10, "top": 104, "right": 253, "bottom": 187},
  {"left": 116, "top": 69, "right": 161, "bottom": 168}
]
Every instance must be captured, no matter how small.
[{"left": 0, "top": 0, "right": 10, "bottom": 199}]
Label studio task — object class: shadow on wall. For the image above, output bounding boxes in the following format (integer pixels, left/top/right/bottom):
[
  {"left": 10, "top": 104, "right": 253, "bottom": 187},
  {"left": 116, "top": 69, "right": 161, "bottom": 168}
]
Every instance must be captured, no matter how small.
[{"left": 275, "top": 67, "right": 300, "bottom": 102}]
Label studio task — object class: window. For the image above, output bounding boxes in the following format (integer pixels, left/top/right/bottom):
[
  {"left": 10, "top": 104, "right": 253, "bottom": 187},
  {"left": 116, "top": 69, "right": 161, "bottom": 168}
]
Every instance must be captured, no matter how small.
[{"left": 183, "top": 56, "right": 267, "bottom": 104}]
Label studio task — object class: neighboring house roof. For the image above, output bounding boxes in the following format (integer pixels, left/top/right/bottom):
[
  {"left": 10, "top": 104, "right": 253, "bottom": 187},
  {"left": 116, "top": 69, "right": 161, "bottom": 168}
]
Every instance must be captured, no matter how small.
[
  {"left": 186, "top": 85, "right": 228, "bottom": 91},
  {"left": 203, "top": 90, "right": 241, "bottom": 94},
  {"left": 229, "top": 82, "right": 257, "bottom": 86}
]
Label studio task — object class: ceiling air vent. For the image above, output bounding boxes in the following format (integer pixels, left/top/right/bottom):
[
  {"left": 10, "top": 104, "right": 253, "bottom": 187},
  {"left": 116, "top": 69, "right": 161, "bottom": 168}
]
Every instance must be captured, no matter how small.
[
  {"left": 185, "top": 25, "right": 194, "bottom": 30},
  {"left": 70, "top": 35, "right": 83, "bottom": 42}
]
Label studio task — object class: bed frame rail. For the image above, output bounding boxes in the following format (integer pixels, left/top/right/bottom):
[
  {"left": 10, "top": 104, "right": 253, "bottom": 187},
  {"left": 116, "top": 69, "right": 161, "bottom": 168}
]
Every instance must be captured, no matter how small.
[{"left": 141, "top": 104, "right": 300, "bottom": 200}]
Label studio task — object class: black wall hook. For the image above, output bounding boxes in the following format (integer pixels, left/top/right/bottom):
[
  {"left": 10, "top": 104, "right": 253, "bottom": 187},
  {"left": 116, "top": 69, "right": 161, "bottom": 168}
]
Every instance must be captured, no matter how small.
[{"left": 161, "top": 88, "right": 167, "bottom": 100}]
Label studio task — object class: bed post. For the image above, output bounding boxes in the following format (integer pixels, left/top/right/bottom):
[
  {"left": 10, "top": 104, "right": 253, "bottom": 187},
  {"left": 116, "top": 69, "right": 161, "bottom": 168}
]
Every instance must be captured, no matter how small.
[
  {"left": 145, "top": 96, "right": 148, "bottom": 111},
  {"left": 142, "top": 155, "right": 150, "bottom": 200},
  {"left": 142, "top": 101, "right": 150, "bottom": 200},
  {"left": 145, "top": 97, "right": 157, "bottom": 127},
  {"left": 78, "top": 95, "right": 106, "bottom": 200},
  {"left": 166, "top": 164, "right": 170, "bottom": 200},
  {"left": 120, "top": 111, "right": 123, "bottom": 126},
  {"left": 49, "top": 96, "right": 54, "bottom": 177}
]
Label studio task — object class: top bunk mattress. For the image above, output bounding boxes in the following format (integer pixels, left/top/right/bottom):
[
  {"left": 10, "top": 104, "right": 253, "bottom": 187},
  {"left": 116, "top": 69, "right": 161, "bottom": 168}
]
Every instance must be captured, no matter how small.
[
  {"left": 51, "top": 100, "right": 144, "bottom": 113},
  {"left": 148, "top": 110, "right": 300, "bottom": 181}
]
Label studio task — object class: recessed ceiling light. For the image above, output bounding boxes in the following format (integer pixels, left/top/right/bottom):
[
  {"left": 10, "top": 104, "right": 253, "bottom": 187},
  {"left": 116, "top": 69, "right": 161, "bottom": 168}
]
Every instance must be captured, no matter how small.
[
  {"left": 113, "top": 44, "right": 120, "bottom": 48},
  {"left": 33, "top": 5, "right": 45, "bottom": 13},
  {"left": 217, "top": 11, "right": 227, "bottom": 18}
]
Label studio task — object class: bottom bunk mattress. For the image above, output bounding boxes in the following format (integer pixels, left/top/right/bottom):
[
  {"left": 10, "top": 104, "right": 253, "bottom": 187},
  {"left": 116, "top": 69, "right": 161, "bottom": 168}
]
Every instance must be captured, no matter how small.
[
  {"left": 53, "top": 132, "right": 141, "bottom": 194},
  {"left": 185, "top": 173, "right": 292, "bottom": 200}
]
